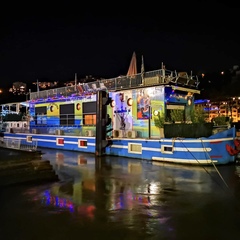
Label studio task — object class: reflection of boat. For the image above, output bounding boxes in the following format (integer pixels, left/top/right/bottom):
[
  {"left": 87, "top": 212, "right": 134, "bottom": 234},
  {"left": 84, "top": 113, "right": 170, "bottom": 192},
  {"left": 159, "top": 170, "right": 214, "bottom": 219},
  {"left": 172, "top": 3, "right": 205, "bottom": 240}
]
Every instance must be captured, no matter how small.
[
  {"left": 152, "top": 161, "right": 218, "bottom": 192},
  {"left": 0, "top": 54, "right": 238, "bottom": 165},
  {"left": 34, "top": 150, "right": 223, "bottom": 218}
]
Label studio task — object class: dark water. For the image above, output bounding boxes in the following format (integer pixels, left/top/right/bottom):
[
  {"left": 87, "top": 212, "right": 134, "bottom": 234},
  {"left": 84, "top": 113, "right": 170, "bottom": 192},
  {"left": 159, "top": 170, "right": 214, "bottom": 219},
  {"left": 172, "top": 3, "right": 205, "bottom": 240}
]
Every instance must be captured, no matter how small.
[{"left": 1, "top": 148, "right": 240, "bottom": 240}]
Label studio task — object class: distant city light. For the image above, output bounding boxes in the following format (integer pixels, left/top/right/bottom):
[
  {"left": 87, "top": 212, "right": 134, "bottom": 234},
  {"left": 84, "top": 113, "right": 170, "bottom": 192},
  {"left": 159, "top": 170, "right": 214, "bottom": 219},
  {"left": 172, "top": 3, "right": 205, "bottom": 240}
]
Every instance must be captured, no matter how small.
[
  {"left": 9, "top": 82, "right": 27, "bottom": 95},
  {"left": 33, "top": 81, "right": 58, "bottom": 89}
]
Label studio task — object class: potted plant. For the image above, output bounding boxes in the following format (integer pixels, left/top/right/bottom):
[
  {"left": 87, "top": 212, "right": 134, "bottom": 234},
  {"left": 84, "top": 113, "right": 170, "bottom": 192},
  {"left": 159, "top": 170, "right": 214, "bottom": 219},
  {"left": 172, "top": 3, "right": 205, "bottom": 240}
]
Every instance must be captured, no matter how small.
[
  {"left": 170, "top": 109, "right": 184, "bottom": 123},
  {"left": 153, "top": 112, "right": 165, "bottom": 138},
  {"left": 164, "top": 106, "right": 213, "bottom": 138},
  {"left": 213, "top": 116, "right": 229, "bottom": 126},
  {"left": 190, "top": 106, "right": 206, "bottom": 124}
]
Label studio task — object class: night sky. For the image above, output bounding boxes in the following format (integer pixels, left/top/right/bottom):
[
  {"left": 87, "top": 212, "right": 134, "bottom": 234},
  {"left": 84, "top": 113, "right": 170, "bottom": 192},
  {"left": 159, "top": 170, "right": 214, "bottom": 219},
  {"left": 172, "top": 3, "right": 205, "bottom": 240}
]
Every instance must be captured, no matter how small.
[{"left": 0, "top": 2, "right": 240, "bottom": 96}]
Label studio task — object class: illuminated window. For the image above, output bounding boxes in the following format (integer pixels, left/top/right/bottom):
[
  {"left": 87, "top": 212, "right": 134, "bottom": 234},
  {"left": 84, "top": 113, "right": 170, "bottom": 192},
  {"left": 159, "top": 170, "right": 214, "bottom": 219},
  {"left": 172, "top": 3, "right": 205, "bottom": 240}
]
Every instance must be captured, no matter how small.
[
  {"left": 84, "top": 114, "right": 96, "bottom": 125},
  {"left": 82, "top": 102, "right": 96, "bottom": 126}
]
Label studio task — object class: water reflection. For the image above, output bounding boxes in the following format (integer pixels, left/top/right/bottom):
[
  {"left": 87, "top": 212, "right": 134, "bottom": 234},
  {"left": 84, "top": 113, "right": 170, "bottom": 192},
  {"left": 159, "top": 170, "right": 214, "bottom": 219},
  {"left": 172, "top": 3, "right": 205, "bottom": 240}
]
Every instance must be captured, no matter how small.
[
  {"left": 41, "top": 149, "right": 240, "bottom": 231},
  {"left": 1, "top": 148, "right": 240, "bottom": 239}
]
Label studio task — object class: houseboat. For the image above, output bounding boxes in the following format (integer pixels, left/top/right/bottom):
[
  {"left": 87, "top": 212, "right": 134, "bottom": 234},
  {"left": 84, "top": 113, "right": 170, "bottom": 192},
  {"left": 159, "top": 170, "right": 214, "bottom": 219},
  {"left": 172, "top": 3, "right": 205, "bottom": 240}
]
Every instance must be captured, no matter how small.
[{"left": 0, "top": 59, "right": 238, "bottom": 165}]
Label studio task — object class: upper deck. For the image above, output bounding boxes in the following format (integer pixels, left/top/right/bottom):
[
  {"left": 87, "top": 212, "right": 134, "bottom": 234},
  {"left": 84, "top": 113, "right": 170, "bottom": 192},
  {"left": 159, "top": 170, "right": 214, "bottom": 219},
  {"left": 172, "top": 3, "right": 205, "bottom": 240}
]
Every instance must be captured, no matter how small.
[{"left": 29, "top": 68, "right": 200, "bottom": 103}]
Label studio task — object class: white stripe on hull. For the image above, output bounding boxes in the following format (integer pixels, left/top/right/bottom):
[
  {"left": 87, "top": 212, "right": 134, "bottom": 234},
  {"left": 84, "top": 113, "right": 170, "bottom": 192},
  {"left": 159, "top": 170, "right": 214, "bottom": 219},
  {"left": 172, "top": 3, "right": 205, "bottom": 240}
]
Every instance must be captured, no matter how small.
[
  {"left": 111, "top": 144, "right": 211, "bottom": 152},
  {"left": 152, "top": 157, "right": 217, "bottom": 164},
  {"left": 112, "top": 137, "right": 233, "bottom": 143}
]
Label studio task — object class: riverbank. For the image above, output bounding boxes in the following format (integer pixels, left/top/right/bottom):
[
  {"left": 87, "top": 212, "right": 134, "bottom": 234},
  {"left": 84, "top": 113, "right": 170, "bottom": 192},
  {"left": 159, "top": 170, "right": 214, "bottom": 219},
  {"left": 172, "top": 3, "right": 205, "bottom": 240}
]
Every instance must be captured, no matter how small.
[{"left": 0, "top": 157, "right": 59, "bottom": 186}]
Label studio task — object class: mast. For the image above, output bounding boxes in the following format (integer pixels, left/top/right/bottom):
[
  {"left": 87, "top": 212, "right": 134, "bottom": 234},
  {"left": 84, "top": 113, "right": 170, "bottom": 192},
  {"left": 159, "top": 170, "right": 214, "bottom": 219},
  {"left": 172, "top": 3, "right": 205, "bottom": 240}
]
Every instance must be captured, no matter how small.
[{"left": 74, "top": 73, "right": 77, "bottom": 91}]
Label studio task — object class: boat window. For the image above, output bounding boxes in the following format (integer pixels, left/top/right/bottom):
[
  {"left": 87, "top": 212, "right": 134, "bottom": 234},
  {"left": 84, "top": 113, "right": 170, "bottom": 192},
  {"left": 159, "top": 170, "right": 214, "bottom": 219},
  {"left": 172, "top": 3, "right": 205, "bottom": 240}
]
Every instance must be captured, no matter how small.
[
  {"left": 161, "top": 145, "right": 173, "bottom": 154},
  {"left": 60, "top": 104, "right": 75, "bottom": 125},
  {"left": 128, "top": 143, "right": 142, "bottom": 154},
  {"left": 82, "top": 102, "right": 96, "bottom": 126},
  {"left": 35, "top": 106, "right": 47, "bottom": 115},
  {"left": 83, "top": 115, "right": 96, "bottom": 125},
  {"left": 164, "top": 146, "right": 173, "bottom": 151}
]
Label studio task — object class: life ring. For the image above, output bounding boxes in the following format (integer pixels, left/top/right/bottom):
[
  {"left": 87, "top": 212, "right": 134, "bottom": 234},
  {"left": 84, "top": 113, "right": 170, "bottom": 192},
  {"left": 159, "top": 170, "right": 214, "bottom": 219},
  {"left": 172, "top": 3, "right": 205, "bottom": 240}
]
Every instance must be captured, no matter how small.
[
  {"left": 234, "top": 139, "right": 240, "bottom": 150},
  {"left": 226, "top": 144, "right": 240, "bottom": 156}
]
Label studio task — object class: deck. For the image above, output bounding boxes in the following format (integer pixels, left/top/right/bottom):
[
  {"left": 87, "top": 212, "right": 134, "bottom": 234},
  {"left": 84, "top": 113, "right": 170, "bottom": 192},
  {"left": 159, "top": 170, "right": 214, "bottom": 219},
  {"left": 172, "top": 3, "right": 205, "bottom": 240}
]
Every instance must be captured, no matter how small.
[{"left": 29, "top": 68, "right": 200, "bottom": 103}]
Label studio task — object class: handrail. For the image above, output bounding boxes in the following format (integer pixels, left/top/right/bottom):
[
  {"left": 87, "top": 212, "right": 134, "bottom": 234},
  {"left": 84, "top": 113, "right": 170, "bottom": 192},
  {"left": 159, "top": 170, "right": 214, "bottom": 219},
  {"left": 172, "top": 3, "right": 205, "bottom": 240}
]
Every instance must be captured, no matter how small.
[{"left": 29, "top": 68, "right": 199, "bottom": 102}]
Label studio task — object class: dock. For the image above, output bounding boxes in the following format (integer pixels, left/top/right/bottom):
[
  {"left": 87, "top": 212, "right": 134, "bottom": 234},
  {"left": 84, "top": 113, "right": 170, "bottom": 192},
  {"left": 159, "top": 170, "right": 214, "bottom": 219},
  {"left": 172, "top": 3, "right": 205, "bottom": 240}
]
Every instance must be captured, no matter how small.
[
  {"left": 0, "top": 137, "right": 58, "bottom": 186},
  {"left": 0, "top": 158, "right": 59, "bottom": 186}
]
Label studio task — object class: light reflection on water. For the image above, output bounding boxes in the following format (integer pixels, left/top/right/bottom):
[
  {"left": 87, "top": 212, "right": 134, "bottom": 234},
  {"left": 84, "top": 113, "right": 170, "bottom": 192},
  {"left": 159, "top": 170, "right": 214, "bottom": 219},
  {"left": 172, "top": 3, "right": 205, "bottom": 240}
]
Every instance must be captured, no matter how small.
[{"left": 1, "top": 148, "right": 240, "bottom": 239}]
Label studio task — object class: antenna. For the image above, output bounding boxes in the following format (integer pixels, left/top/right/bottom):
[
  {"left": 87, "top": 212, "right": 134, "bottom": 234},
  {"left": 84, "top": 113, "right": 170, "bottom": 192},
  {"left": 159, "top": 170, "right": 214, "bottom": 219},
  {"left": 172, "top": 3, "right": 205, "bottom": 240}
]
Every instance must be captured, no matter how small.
[{"left": 75, "top": 73, "right": 77, "bottom": 91}]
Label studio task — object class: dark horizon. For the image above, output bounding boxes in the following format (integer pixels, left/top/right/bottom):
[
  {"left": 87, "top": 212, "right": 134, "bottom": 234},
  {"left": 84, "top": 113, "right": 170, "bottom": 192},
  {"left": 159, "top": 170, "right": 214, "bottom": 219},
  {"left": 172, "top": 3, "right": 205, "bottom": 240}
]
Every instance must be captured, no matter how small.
[{"left": 1, "top": 2, "right": 240, "bottom": 103}]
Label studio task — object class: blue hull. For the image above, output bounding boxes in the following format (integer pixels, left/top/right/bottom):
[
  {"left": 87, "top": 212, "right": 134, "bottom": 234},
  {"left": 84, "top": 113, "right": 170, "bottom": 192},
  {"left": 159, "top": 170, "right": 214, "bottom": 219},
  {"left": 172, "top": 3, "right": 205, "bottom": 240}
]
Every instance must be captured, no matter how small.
[{"left": 3, "top": 127, "right": 237, "bottom": 165}]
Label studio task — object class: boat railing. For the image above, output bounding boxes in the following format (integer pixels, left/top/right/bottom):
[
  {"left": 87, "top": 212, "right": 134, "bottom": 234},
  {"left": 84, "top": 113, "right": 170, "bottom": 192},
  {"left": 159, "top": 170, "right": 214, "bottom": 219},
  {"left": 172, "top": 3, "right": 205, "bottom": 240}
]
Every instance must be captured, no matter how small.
[
  {"left": 2, "top": 121, "right": 30, "bottom": 133},
  {"left": 29, "top": 68, "right": 199, "bottom": 102},
  {"left": 3, "top": 138, "right": 38, "bottom": 151},
  {"left": 29, "top": 113, "right": 95, "bottom": 136},
  {"left": 5, "top": 138, "right": 21, "bottom": 149},
  {"left": 212, "top": 124, "right": 230, "bottom": 134}
]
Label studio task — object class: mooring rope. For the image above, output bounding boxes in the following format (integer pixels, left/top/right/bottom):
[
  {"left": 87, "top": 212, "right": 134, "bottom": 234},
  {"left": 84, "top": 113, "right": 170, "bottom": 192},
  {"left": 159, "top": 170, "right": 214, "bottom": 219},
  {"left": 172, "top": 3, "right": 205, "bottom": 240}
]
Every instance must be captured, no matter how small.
[
  {"left": 178, "top": 138, "right": 230, "bottom": 191},
  {"left": 200, "top": 139, "right": 230, "bottom": 189}
]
